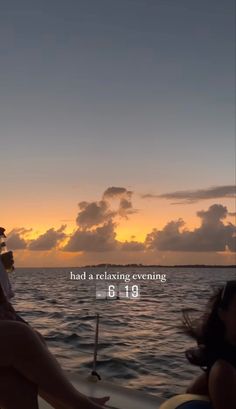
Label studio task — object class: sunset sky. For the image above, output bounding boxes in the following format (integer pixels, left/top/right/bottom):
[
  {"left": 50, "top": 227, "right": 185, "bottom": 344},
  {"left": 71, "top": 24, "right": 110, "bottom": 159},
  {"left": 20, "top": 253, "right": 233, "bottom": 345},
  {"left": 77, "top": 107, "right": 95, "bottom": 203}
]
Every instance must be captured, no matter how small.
[{"left": 1, "top": 0, "right": 235, "bottom": 266}]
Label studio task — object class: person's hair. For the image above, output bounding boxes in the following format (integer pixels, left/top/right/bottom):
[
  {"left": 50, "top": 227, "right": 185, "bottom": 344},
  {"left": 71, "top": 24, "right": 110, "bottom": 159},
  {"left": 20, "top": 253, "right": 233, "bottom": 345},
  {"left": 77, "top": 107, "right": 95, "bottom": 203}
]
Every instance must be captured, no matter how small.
[{"left": 182, "top": 281, "right": 236, "bottom": 368}]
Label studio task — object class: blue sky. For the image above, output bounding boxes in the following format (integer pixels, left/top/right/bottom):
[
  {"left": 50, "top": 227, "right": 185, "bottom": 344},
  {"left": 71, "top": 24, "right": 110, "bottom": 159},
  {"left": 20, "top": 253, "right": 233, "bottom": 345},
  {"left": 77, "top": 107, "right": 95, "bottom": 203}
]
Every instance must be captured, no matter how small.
[{"left": 0, "top": 0, "right": 235, "bottom": 265}]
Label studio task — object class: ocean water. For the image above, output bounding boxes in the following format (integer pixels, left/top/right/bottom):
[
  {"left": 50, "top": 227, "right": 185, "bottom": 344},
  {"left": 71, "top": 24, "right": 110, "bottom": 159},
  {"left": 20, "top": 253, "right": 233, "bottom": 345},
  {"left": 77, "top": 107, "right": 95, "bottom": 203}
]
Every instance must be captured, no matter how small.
[{"left": 11, "top": 267, "right": 235, "bottom": 400}]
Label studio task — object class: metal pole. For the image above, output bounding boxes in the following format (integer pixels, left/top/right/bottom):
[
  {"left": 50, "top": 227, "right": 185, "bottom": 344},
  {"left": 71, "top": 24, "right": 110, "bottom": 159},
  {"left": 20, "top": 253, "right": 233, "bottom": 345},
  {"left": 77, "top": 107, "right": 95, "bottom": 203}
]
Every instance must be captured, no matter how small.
[{"left": 91, "top": 313, "right": 101, "bottom": 380}]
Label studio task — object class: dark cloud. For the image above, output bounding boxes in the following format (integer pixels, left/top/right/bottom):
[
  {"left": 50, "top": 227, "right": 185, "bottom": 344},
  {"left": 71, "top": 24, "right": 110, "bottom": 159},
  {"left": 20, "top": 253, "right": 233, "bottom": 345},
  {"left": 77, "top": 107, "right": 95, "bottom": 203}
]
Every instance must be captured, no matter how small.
[
  {"left": 120, "top": 241, "right": 145, "bottom": 252},
  {"left": 103, "top": 186, "right": 136, "bottom": 217},
  {"left": 7, "top": 228, "right": 30, "bottom": 250},
  {"left": 103, "top": 187, "right": 132, "bottom": 199},
  {"left": 197, "top": 204, "right": 228, "bottom": 225},
  {"left": 142, "top": 185, "right": 236, "bottom": 204},
  {"left": 118, "top": 198, "right": 137, "bottom": 218},
  {"left": 64, "top": 187, "right": 139, "bottom": 252},
  {"left": 76, "top": 200, "right": 115, "bottom": 229},
  {"left": 146, "top": 204, "right": 236, "bottom": 252},
  {"left": 63, "top": 221, "right": 117, "bottom": 252},
  {"left": 8, "top": 193, "right": 235, "bottom": 256},
  {"left": 76, "top": 187, "right": 137, "bottom": 229},
  {"left": 119, "top": 198, "right": 133, "bottom": 210},
  {"left": 28, "top": 225, "right": 66, "bottom": 251}
]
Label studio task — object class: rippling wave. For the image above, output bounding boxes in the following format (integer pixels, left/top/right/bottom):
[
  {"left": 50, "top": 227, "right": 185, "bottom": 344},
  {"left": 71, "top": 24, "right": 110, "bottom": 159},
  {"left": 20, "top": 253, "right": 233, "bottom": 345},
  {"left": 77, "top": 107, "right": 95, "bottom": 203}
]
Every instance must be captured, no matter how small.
[{"left": 11, "top": 267, "right": 235, "bottom": 399}]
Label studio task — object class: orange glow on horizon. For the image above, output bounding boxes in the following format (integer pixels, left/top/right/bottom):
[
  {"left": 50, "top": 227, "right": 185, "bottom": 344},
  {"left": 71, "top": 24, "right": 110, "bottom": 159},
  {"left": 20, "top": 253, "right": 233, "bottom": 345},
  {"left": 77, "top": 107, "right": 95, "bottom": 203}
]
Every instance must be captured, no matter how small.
[{"left": 2, "top": 195, "right": 234, "bottom": 267}]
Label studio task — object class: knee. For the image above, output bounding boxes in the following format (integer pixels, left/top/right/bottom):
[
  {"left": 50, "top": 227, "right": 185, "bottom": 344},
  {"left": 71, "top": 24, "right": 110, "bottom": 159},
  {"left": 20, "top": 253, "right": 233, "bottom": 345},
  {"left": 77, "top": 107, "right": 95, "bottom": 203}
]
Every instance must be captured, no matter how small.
[{"left": 6, "top": 322, "right": 39, "bottom": 356}]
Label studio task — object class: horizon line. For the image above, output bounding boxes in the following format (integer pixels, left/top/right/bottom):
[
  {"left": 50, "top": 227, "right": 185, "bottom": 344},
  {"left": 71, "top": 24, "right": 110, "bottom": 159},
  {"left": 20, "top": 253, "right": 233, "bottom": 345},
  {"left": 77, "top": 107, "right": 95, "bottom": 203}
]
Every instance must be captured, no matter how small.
[{"left": 15, "top": 264, "right": 236, "bottom": 269}]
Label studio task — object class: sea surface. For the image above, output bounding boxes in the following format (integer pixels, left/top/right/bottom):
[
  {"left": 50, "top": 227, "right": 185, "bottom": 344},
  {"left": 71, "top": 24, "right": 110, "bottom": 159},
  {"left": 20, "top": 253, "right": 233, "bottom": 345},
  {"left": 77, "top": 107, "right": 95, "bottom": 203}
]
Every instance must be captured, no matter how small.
[{"left": 12, "top": 267, "right": 235, "bottom": 400}]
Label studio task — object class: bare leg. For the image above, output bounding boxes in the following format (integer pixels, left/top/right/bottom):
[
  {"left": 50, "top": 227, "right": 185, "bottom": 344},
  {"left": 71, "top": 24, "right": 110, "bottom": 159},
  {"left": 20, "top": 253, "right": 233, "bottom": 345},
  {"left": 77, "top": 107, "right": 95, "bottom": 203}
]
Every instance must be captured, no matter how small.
[
  {"left": 39, "top": 390, "right": 109, "bottom": 409},
  {"left": 0, "top": 368, "right": 38, "bottom": 409},
  {"left": 33, "top": 330, "right": 109, "bottom": 409},
  {"left": 0, "top": 321, "right": 108, "bottom": 409}
]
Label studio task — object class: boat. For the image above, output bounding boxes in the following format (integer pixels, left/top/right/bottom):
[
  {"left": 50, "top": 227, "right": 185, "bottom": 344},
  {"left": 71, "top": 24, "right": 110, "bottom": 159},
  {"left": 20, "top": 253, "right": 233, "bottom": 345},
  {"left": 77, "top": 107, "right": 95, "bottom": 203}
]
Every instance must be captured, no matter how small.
[
  {"left": 38, "top": 373, "right": 211, "bottom": 409},
  {"left": 39, "top": 315, "right": 211, "bottom": 408},
  {"left": 39, "top": 372, "right": 163, "bottom": 408},
  {"left": 160, "top": 394, "right": 211, "bottom": 408}
]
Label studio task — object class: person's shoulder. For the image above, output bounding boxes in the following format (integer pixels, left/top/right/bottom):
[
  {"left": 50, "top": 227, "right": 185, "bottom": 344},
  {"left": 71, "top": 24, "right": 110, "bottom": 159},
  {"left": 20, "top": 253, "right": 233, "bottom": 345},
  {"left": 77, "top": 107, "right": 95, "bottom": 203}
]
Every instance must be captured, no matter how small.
[
  {"left": 208, "top": 359, "right": 236, "bottom": 409},
  {"left": 210, "top": 359, "right": 236, "bottom": 379}
]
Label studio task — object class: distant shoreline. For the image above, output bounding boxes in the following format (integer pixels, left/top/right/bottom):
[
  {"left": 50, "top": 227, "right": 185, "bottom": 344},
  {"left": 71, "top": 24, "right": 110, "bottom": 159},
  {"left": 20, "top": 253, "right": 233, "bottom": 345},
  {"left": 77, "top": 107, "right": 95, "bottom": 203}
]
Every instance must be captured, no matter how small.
[{"left": 18, "top": 264, "right": 236, "bottom": 269}]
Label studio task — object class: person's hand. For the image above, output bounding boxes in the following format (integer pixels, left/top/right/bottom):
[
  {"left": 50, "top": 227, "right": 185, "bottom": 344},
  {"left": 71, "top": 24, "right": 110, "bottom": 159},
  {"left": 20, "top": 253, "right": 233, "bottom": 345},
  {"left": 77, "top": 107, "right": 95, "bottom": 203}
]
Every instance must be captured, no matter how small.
[
  {"left": 85, "top": 396, "right": 110, "bottom": 409},
  {"left": 89, "top": 396, "right": 110, "bottom": 406},
  {"left": 1, "top": 251, "right": 14, "bottom": 271}
]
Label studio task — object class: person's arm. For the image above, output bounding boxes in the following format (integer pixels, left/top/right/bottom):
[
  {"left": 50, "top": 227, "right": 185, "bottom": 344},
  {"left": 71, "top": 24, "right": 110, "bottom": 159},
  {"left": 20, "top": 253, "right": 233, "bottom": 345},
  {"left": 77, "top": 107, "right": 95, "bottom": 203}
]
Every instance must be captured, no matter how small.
[
  {"left": 0, "top": 251, "right": 14, "bottom": 273},
  {"left": 0, "top": 289, "right": 22, "bottom": 320},
  {"left": 0, "top": 256, "right": 27, "bottom": 320},
  {"left": 0, "top": 280, "right": 8, "bottom": 304},
  {"left": 0, "top": 252, "right": 15, "bottom": 299},
  {"left": 208, "top": 359, "right": 236, "bottom": 409}
]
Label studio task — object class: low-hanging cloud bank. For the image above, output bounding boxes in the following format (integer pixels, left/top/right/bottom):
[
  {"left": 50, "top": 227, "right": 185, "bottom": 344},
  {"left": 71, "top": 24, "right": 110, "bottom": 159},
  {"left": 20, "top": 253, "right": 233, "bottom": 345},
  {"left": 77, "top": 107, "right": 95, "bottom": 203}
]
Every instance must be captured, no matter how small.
[
  {"left": 63, "top": 221, "right": 117, "bottom": 252},
  {"left": 28, "top": 226, "right": 66, "bottom": 251},
  {"left": 6, "top": 187, "right": 236, "bottom": 255},
  {"left": 146, "top": 204, "right": 236, "bottom": 252},
  {"left": 8, "top": 228, "right": 31, "bottom": 250}
]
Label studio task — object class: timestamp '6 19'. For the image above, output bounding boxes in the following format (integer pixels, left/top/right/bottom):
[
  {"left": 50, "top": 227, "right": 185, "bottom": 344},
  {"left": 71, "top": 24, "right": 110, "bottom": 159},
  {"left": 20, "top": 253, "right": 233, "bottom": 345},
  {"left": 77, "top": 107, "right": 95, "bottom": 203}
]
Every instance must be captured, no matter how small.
[{"left": 108, "top": 284, "right": 140, "bottom": 299}]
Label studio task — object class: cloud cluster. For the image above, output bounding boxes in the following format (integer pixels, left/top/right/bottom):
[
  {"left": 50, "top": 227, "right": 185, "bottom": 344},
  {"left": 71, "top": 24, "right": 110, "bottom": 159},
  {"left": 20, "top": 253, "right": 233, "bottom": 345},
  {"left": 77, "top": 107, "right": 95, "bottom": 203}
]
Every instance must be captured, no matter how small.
[
  {"left": 8, "top": 186, "right": 236, "bottom": 256},
  {"left": 76, "top": 200, "right": 115, "bottom": 228},
  {"left": 28, "top": 226, "right": 66, "bottom": 251},
  {"left": 103, "top": 187, "right": 132, "bottom": 199},
  {"left": 103, "top": 186, "right": 136, "bottom": 218},
  {"left": 7, "top": 228, "right": 31, "bottom": 250},
  {"left": 64, "top": 221, "right": 117, "bottom": 252},
  {"left": 146, "top": 204, "right": 236, "bottom": 252},
  {"left": 142, "top": 185, "right": 236, "bottom": 204},
  {"left": 75, "top": 186, "right": 137, "bottom": 231},
  {"left": 120, "top": 241, "right": 146, "bottom": 252}
]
